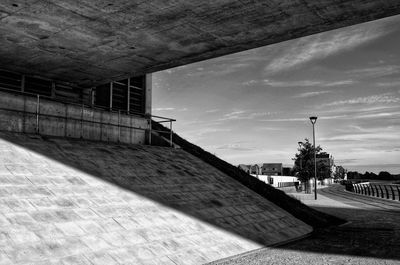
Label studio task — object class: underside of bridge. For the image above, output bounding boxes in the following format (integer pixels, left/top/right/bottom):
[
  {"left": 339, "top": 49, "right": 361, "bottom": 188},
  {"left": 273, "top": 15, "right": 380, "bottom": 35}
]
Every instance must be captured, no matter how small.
[{"left": 1, "top": 0, "right": 400, "bottom": 87}]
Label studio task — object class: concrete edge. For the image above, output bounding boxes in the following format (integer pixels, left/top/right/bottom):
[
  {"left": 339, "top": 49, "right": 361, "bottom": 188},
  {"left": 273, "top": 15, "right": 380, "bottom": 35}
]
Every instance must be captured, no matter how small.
[{"left": 204, "top": 230, "right": 314, "bottom": 265}]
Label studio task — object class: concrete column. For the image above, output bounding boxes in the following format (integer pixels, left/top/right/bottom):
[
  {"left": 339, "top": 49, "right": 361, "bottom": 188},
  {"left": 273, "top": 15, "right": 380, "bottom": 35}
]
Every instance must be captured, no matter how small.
[
  {"left": 109, "top": 82, "right": 113, "bottom": 110},
  {"left": 145, "top": 73, "right": 152, "bottom": 115},
  {"left": 21, "top": 75, "right": 25, "bottom": 92},
  {"left": 51, "top": 82, "right": 56, "bottom": 98},
  {"left": 127, "top": 78, "right": 131, "bottom": 113}
]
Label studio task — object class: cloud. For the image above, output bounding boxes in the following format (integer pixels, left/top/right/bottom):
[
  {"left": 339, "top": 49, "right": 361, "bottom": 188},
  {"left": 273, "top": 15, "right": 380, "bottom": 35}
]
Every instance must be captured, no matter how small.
[
  {"left": 218, "top": 110, "right": 277, "bottom": 121},
  {"left": 326, "top": 93, "right": 400, "bottom": 106},
  {"left": 195, "top": 128, "right": 231, "bottom": 136},
  {"left": 323, "top": 80, "right": 355, "bottom": 87},
  {"left": 186, "top": 63, "right": 250, "bottom": 77},
  {"left": 215, "top": 143, "right": 256, "bottom": 151},
  {"left": 335, "top": 158, "right": 359, "bottom": 164},
  {"left": 248, "top": 79, "right": 355, "bottom": 88},
  {"left": 242, "top": 80, "right": 258, "bottom": 86},
  {"left": 253, "top": 126, "right": 284, "bottom": 131},
  {"left": 294, "top": 90, "right": 333, "bottom": 98},
  {"left": 205, "top": 109, "right": 220, "bottom": 113},
  {"left": 320, "top": 132, "right": 399, "bottom": 141},
  {"left": 154, "top": 107, "right": 175, "bottom": 111},
  {"left": 263, "top": 79, "right": 320, "bottom": 87},
  {"left": 355, "top": 112, "right": 400, "bottom": 119},
  {"left": 264, "top": 21, "right": 393, "bottom": 73},
  {"left": 259, "top": 117, "right": 306, "bottom": 122},
  {"left": 376, "top": 80, "right": 400, "bottom": 87},
  {"left": 349, "top": 65, "right": 400, "bottom": 78}
]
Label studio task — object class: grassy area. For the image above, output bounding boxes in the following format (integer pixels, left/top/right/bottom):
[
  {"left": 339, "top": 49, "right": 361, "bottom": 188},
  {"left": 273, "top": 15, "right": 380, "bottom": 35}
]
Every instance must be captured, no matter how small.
[{"left": 152, "top": 122, "right": 345, "bottom": 228}]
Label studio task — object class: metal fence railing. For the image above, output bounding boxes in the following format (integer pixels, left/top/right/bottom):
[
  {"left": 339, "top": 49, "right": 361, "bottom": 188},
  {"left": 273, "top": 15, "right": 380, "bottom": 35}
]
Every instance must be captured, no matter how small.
[
  {"left": 351, "top": 182, "right": 400, "bottom": 201},
  {"left": 0, "top": 88, "right": 176, "bottom": 146}
]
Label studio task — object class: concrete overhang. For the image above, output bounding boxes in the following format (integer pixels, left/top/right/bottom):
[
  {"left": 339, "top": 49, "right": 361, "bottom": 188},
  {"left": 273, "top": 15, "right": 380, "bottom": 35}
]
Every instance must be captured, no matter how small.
[{"left": 1, "top": 0, "right": 400, "bottom": 87}]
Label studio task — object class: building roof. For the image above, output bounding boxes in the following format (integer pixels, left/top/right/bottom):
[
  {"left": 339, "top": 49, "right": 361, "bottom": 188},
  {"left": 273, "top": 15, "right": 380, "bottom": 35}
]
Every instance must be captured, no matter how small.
[{"left": 262, "top": 163, "right": 283, "bottom": 167}]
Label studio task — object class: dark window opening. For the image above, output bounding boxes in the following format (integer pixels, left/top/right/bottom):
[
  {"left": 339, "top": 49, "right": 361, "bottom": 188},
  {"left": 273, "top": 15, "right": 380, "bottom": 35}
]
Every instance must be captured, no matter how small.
[
  {"left": 95, "top": 84, "right": 110, "bottom": 108},
  {"left": 0, "top": 70, "right": 21, "bottom": 91},
  {"left": 25, "top": 77, "right": 52, "bottom": 96}
]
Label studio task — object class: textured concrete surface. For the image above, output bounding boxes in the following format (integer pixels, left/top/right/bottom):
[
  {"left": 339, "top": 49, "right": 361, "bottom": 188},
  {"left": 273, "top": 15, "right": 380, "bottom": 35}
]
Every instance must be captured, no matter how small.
[
  {"left": 210, "top": 185, "right": 400, "bottom": 265},
  {"left": 0, "top": 91, "right": 148, "bottom": 144},
  {"left": 1, "top": 1, "right": 400, "bottom": 86},
  {"left": 0, "top": 132, "right": 311, "bottom": 264}
]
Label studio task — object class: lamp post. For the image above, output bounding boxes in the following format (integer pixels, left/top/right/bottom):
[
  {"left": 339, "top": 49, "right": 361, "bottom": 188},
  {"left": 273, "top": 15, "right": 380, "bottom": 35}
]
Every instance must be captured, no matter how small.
[{"left": 309, "top": 116, "right": 318, "bottom": 200}]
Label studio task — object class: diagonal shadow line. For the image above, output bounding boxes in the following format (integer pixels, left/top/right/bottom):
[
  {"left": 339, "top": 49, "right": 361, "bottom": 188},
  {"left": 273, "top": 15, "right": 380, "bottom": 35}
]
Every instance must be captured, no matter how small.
[
  {"left": 0, "top": 131, "right": 315, "bottom": 262},
  {"left": 2, "top": 131, "right": 399, "bottom": 261}
]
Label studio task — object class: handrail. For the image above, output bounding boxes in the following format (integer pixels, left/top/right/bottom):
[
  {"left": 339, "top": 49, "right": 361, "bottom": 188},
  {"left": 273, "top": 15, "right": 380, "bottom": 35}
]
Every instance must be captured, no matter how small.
[
  {"left": 352, "top": 183, "right": 400, "bottom": 201},
  {"left": 151, "top": 114, "right": 176, "bottom": 122},
  {"left": 0, "top": 86, "right": 147, "bottom": 118},
  {"left": 0, "top": 87, "right": 176, "bottom": 147}
]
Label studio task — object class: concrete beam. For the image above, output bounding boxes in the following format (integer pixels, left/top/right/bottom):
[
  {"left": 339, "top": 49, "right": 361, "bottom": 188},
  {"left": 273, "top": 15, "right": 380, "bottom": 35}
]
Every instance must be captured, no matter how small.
[{"left": 0, "top": 0, "right": 399, "bottom": 86}]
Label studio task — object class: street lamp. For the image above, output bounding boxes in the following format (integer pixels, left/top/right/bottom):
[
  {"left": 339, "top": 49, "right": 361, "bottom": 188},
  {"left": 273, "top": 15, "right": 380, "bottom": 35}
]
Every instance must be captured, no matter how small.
[{"left": 309, "top": 116, "right": 317, "bottom": 200}]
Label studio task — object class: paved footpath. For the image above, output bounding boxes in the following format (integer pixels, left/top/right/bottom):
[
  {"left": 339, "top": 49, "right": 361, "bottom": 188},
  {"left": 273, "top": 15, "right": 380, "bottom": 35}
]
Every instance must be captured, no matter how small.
[{"left": 209, "top": 184, "right": 400, "bottom": 265}]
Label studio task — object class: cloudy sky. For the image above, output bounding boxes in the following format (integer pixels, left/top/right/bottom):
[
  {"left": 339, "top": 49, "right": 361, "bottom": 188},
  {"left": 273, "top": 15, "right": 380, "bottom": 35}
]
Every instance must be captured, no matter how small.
[{"left": 152, "top": 15, "right": 400, "bottom": 174}]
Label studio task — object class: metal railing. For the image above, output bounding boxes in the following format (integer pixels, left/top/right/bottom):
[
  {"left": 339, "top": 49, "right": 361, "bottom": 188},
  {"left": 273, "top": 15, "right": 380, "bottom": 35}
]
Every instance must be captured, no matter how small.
[
  {"left": 0, "top": 87, "right": 176, "bottom": 146},
  {"left": 351, "top": 182, "right": 400, "bottom": 201}
]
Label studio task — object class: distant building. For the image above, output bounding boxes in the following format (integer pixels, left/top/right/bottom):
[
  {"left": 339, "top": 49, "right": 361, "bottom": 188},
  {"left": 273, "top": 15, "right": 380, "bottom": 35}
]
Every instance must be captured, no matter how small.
[
  {"left": 261, "top": 163, "right": 282, "bottom": 176},
  {"left": 316, "top": 153, "right": 334, "bottom": 179},
  {"left": 238, "top": 164, "right": 250, "bottom": 174},
  {"left": 249, "top": 164, "right": 261, "bottom": 175},
  {"left": 282, "top": 167, "right": 292, "bottom": 176},
  {"left": 238, "top": 164, "right": 262, "bottom": 175},
  {"left": 257, "top": 175, "right": 298, "bottom": 188}
]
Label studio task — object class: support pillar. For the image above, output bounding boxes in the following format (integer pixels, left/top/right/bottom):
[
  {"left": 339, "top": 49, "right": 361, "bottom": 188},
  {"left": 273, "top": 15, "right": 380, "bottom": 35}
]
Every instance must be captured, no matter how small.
[{"left": 145, "top": 73, "right": 152, "bottom": 116}]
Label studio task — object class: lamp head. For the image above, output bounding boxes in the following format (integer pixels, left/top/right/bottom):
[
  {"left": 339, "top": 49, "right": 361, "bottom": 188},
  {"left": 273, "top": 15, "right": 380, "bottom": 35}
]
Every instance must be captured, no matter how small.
[
  {"left": 298, "top": 141, "right": 303, "bottom": 147},
  {"left": 309, "top": 116, "right": 317, "bottom": 124}
]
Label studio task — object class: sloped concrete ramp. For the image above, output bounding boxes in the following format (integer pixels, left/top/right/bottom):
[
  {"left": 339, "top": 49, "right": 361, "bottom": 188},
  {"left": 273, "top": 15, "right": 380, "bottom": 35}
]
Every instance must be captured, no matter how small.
[{"left": 0, "top": 132, "right": 312, "bottom": 265}]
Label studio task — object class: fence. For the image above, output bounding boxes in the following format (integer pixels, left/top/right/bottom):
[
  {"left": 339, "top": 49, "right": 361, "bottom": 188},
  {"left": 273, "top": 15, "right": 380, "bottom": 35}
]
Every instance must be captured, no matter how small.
[
  {"left": 0, "top": 88, "right": 175, "bottom": 146},
  {"left": 277, "top": 181, "right": 299, "bottom": 188},
  {"left": 351, "top": 182, "right": 400, "bottom": 201}
]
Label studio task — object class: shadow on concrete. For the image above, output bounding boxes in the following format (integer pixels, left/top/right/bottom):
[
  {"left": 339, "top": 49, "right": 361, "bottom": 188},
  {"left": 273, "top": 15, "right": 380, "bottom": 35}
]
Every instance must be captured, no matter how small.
[
  {"left": 2, "top": 132, "right": 400, "bottom": 262},
  {"left": 275, "top": 205, "right": 400, "bottom": 261},
  {"left": 0, "top": 132, "right": 312, "bottom": 252}
]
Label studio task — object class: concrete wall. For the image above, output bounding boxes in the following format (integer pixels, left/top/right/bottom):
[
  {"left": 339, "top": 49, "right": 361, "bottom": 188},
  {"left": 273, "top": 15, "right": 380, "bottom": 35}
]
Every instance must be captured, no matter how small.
[{"left": 0, "top": 91, "right": 148, "bottom": 144}]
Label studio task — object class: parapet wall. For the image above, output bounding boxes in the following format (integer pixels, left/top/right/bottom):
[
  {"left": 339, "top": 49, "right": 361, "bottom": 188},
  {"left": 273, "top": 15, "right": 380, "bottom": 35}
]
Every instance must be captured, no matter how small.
[{"left": 0, "top": 91, "right": 148, "bottom": 144}]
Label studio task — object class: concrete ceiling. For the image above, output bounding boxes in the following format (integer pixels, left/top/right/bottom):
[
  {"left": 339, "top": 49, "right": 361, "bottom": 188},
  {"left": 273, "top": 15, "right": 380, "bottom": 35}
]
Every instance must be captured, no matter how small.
[{"left": 1, "top": 0, "right": 400, "bottom": 87}]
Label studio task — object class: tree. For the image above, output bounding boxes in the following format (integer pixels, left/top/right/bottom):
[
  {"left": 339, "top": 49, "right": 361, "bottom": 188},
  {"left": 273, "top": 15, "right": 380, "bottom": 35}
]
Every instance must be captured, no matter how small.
[
  {"left": 347, "top": 171, "right": 360, "bottom": 179},
  {"left": 292, "top": 138, "right": 324, "bottom": 193},
  {"left": 378, "top": 171, "right": 392, "bottom": 180},
  {"left": 335, "top": 166, "right": 346, "bottom": 180}
]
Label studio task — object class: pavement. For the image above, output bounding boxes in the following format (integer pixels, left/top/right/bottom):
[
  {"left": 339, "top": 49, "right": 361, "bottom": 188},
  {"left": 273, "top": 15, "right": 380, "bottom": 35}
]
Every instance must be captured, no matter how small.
[
  {"left": 0, "top": 132, "right": 312, "bottom": 265},
  {"left": 210, "top": 184, "right": 400, "bottom": 265}
]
